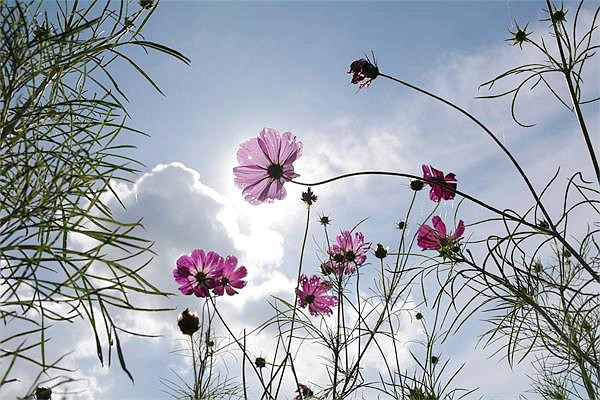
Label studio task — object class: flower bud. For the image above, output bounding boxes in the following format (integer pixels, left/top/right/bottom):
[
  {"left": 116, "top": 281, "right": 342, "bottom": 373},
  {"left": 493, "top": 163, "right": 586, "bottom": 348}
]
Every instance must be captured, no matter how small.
[
  {"left": 374, "top": 243, "right": 388, "bottom": 259},
  {"left": 301, "top": 188, "right": 317, "bottom": 206},
  {"left": 255, "top": 357, "right": 266, "bottom": 368},
  {"left": 319, "top": 215, "right": 331, "bottom": 225},
  {"left": 177, "top": 308, "right": 200, "bottom": 336},
  {"left": 139, "top": 0, "right": 153, "bottom": 9},
  {"left": 551, "top": 8, "right": 566, "bottom": 23},
  {"left": 35, "top": 387, "right": 52, "bottom": 400},
  {"left": 410, "top": 179, "right": 424, "bottom": 191}
]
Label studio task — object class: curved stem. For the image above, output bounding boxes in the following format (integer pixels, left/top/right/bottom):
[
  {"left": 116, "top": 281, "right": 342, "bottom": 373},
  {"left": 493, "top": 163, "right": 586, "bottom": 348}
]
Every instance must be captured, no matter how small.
[
  {"left": 294, "top": 171, "right": 535, "bottom": 230},
  {"left": 377, "top": 71, "right": 550, "bottom": 211},
  {"left": 299, "top": 70, "right": 600, "bottom": 282}
]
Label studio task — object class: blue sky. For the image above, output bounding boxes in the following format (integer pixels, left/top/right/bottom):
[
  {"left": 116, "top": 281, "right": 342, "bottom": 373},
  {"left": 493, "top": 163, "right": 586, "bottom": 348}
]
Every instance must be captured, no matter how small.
[{"left": 6, "top": 1, "right": 600, "bottom": 399}]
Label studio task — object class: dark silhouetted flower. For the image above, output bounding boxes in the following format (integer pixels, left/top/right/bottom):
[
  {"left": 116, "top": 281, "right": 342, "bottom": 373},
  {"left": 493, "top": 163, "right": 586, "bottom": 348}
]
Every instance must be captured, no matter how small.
[
  {"left": 234, "top": 128, "right": 302, "bottom": 205},
  {"left": 415, "top": 312, "right": 423, "bottom": 320},
  {"left": 301, "top": 187, "right": 317, "bottom": 206},
  {"left": 178, "top": 308, "right": 200, "bottom": 335},
  {"left": 348, "top": 58, "right": 379, "bottom": 88},
  {"left": 422, "top": 164, "right": 457, "bottom": 202},
  {"left": 297, "top": 274, "right": 338, "bottom": 316}
]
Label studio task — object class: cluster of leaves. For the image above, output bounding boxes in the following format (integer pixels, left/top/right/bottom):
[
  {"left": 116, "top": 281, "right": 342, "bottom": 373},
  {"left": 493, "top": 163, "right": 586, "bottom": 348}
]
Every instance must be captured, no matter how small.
[{"left": 0, "top": 0, "right": 188, "bottom": 394}]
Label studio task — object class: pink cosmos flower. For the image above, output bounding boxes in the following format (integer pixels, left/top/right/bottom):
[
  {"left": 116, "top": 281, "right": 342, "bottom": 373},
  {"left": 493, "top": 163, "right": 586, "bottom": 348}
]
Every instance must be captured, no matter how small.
[
  {"left": 212, "top": 255, "right": 248, "bottom": 296},
  {"left": 422, "top": 164, "right": 457, "bottom": 202},
  {"left": 294, "top": 383, "right": 314, "bottom": 400},
  {"left": 233, "top": 128, "right": 303, "bottom": 205},
  {"left": 326, "top": 230, "right": 371, "bottom": 275},
  {"left": 417, "top": 216, "right": 465, "bottom": 258},
  {"left": 296, "top": 274, "right": 338, "bottom": 317},
  {"left": 348, "top": 58, "right": 379, "bottom": 88},
  {"left": 173, "top": 249, "right": 222, "bottom": 297}
]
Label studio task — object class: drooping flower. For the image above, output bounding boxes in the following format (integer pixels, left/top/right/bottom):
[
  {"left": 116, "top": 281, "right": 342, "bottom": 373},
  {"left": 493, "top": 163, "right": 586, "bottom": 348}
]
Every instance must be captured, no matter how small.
[
  {"left": 422, "top": 164, "right": 457, "bottom": 202},
  {"left": 326, "top": 230, "right": 371, "bottom": 275},
  {"left": 173, "top": 249, "right": 221, "bottom": 297},
  {"left": 417, "top": 216, "right": 465, "bottom": 259},
  {"left": 178, "top": 308, "right": 200, "bottom": 335},
  {"left": 294, "top": 383, "right": 314, "bottom": 400},
  {"left": 212, "top": 255, "right": 248, "bottom": 296},
  {"left": 348, "top": 58, "right": 379, "bottom": 88},
  {"left": 233, "top": 128, "right": 302, "bottom": 205},
  {"left": 296, "top": 274, "right": 338, "bottom": 316}
]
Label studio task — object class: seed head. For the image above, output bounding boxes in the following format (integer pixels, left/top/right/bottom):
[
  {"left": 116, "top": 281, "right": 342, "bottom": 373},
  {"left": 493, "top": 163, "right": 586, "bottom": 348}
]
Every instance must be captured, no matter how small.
[{"left": 374, "top": 243, "right": 388, "bottom": 259}]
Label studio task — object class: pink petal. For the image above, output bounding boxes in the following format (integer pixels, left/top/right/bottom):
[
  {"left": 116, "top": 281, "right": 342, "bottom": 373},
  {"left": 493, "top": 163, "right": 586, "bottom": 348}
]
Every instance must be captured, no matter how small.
[
  {"left": 176, "top": 255, "right": 195, "bottom": 270},
  {"left": 431, "top": 216, "right": 447, "bottom": 236},
  {"left": 430, "top": 166, "right": 444, "bottom": 179},
  {"left": 422, "top": 164, "right": 432, "bottom": 179},
  {"left": 453, "top": 220, "right": 465, "bottom": 239},
  {"left": 237, "top": 137, "right": 271, "bottom": 168}
]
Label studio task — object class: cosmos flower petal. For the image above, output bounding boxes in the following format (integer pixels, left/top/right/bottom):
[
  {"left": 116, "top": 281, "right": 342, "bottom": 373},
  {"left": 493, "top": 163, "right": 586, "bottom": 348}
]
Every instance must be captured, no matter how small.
[
  {"left": 417, "top": 224, "right": 442, "bottom": 250},
  {"left": 237, "top": 137, "right": 272, "bottom": 168},
  {"left": 422, "top": 164, "right": 457, "bottom": 202},
  {"left": 431, "top": 216, "right": 447, "bottom": 236},
  {"left": 453, "top": 220, "right": 465, "bottom": 239}
]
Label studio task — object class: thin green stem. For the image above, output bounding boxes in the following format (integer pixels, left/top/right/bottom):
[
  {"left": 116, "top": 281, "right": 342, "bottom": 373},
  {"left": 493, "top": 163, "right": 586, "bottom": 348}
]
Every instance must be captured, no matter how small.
[
  {"left": 546, "top": 0, "right": 600, "bottom": 187},
  {"left": 274, "top": 206, "right": 311, "bottom": 399},
  {"left": 332, "top": 274, "right": 342, "bottom": 400},
  {"left": 294, "top": 171, "right": 534, "bottom": 229},
  {"left": 457, "top": 255, "right": 599, "bottom": 371},
  {"left": 190, "top": 334, "right": 199, "bottom": 399},
  {"left": 208, "top": 296, "right": 273, "bottom": 398}
]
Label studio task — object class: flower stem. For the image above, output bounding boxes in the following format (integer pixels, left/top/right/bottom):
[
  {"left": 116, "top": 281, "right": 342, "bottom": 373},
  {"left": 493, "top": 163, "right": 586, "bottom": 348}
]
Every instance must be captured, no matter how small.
[
  {"left": 546, "top": 0, "right": 600, "bottom": 187},
  {"left": 274, "top": 206, "right": 311, "bottom": 399},
  {"left": 208, "top": 296, "right": 273, "bottom": 399},
  {"left": 190, "top": 334, "right": 199, "bottom": 399},
  {"left": 294, "top": 171, "right": 532, "bottom": 229}
]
